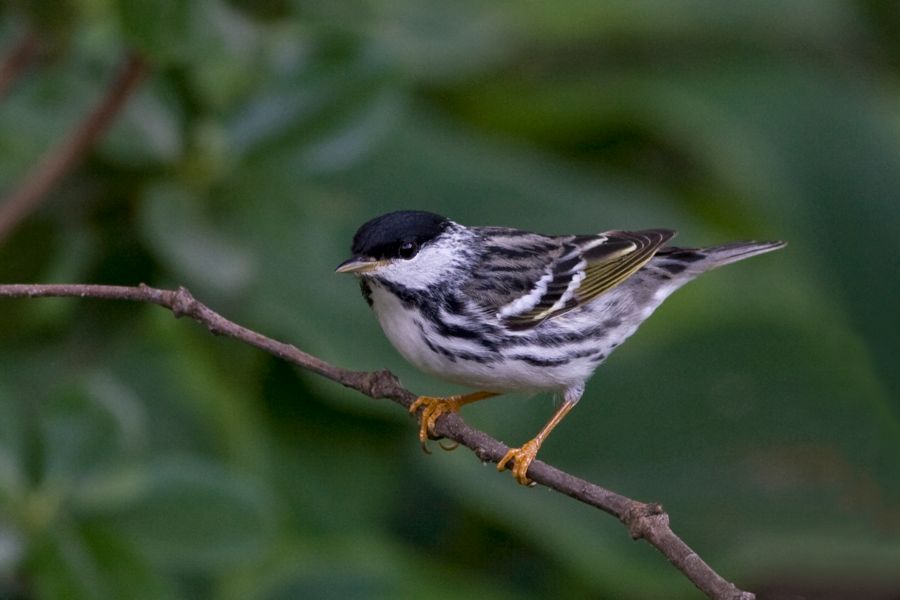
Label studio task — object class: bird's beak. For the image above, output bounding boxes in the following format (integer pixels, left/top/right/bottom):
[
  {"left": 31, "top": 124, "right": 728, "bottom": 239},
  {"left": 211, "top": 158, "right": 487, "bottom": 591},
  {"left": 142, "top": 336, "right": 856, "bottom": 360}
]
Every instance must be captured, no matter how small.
[{"left": 335, "top": 257, "right": 384, "bottom": 274}]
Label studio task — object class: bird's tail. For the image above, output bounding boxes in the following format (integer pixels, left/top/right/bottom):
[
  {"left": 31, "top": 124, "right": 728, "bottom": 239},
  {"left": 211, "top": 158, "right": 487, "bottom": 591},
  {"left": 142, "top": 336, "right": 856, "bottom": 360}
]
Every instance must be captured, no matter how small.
[{"left": 655, "top": 240, "right": 786, "bottom": 274}]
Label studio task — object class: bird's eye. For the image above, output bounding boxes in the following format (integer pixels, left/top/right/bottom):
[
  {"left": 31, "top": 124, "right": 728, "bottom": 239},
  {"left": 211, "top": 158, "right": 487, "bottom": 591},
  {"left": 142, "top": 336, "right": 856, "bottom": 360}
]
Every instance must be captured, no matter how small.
[{"left": 398, "top": 241, "right": 418, "bottom": 260}]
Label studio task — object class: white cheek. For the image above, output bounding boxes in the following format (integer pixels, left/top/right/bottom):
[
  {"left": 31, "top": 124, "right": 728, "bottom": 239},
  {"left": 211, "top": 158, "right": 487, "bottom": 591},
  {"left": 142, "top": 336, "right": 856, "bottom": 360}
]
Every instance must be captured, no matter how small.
[{"left": 379, "top": 244, "right": 458, "bottom": 290}]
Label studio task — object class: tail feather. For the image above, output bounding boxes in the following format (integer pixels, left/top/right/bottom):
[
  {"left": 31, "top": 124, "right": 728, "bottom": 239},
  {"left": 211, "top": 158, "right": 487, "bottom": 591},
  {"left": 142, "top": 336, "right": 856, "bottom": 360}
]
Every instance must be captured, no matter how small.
[{"left": 655, "top": 240, "right": 786, "bottom": 272}]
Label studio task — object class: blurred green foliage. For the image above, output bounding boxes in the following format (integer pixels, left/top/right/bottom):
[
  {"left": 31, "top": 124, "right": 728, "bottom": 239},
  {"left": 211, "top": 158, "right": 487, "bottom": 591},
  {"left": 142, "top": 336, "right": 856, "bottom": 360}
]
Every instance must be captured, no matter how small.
[{"left": 1, "top": 1, "right": 899, "bottom": 598}]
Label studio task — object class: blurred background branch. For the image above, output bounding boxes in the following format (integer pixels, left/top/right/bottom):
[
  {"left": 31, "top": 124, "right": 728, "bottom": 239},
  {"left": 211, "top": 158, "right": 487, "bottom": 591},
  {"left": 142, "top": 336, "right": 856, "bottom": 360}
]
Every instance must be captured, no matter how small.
[
  {"left": 0, "top": 29, "right": 38, "bottom": 100},
  {"left": 0, "top": 282, "right": 754, "bottom": 600},
  {"left": 0, "top": 52, "right": 147, "bottom": 242}
]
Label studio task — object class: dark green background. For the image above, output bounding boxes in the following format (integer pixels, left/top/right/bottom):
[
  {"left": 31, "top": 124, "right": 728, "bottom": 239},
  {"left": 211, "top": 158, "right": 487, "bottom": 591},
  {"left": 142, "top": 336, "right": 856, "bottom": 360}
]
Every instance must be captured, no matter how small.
[{"left": 1, "top": 2, "right": 898, "bottom": 598}]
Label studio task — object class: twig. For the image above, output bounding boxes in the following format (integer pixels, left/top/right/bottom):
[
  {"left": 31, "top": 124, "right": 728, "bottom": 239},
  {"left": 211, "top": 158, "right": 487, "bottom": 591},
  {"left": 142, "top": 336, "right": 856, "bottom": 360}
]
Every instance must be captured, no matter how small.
[
  {"left": 0, "top": 53, "right": 148, "bottom": 243},
  {"left": 0, "top": 283, "right": 755, "bottom": 600},
  {"left": 0, "top": 30, "right": 39, "bottom": 100}
]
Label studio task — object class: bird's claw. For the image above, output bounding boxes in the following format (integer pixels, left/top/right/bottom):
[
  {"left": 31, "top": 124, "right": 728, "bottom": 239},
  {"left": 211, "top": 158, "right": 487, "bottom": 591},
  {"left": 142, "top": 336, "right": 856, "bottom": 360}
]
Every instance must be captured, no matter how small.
[
  {"left": 409, "top": 395, "right": 462, "bottom": 452},
  {"left": 497, "top": 438, "right": 541, "bottom": 486}
]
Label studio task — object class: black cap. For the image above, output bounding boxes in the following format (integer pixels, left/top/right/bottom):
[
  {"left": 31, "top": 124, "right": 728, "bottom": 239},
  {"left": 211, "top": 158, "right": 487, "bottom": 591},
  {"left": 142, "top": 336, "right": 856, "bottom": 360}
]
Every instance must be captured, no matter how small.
[{"left": 351, "top": 210, "right": 451, "bottom": 259}]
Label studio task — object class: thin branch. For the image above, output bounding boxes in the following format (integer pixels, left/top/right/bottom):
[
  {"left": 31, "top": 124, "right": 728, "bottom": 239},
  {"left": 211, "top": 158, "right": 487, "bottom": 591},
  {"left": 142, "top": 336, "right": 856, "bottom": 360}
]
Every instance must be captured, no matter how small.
[
  {"left": 0, "top": 30, "right": 39, "bottom": 100},
  {"left": 0, "top": 53, "right": 148, "bottom": 243},
  {"left": 0, "top": 283, "right": 755, "bottom": 600}
]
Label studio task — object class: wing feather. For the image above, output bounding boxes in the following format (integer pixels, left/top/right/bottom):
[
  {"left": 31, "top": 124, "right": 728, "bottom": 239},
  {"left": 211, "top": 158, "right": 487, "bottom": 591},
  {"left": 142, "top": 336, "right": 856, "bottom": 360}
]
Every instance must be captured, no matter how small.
[{"left": 501, "top": 228, "right": 675, "bottom": 329}]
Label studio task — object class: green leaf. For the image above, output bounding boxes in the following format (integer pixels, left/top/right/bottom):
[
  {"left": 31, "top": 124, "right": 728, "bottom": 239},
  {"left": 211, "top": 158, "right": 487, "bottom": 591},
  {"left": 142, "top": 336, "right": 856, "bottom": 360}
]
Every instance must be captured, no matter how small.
[
  {"left": 0, "top": 47, "right": 104, "bottom": 189},
  {"left": 25, "top": 520, "right": 178, "bottom": 600},
  {"left": 366, "top": 0, "right": 511, "bottom": 83},
  {"left": 138, "top": 182, "right": 256, "bottom": 296},
  {"left": 219, "top": 535, "right": 516, "bottom": 600},
  {"left": 510, "top": 0, "right": 859, "bottom": 44},
  {"left": 0, "top": 382, "right": 26, "bottom": 505},
  {"left": 100, "top": 80, "right": 184, "bottom": 167},
  {"left": 113, "top": 0, "right": 190, "bottom": 64},
  {"left": 104, "top": 460, "right": 274, "bottom": 570}
]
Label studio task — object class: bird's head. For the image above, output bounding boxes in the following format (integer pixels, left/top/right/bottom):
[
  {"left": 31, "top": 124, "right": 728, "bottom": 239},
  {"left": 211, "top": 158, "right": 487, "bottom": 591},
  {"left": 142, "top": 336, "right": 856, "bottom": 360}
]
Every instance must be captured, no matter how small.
[{"left": 336, "top": 210, "right": 473, "bottom": 290}]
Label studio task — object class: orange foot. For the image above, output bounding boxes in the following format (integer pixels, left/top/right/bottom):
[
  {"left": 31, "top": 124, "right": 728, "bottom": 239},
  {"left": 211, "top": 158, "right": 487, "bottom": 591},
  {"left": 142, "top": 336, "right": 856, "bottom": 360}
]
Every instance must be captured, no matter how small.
[
  {"left": 408, "top": 395, "right": 461, "bottom": 451},
  {"left": 497, "top": 438, "right": 542, "bottom": 486},
  {"left": 409, "top": 391, "right": 497, "bottom": 453}
]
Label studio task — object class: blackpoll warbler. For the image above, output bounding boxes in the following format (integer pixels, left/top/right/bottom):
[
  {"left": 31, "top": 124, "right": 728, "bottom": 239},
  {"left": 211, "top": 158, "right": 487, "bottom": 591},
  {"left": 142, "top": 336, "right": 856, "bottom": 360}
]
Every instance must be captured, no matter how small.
[{"left": 337, "top": 210, "right": 785, "bottom": 485}]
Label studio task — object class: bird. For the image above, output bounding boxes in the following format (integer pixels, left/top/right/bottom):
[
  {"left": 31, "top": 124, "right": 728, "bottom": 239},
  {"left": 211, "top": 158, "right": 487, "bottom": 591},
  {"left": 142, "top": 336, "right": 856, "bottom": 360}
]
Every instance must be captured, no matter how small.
[{"left": 336, "top": 210, "right": 785, "bottom": 485}]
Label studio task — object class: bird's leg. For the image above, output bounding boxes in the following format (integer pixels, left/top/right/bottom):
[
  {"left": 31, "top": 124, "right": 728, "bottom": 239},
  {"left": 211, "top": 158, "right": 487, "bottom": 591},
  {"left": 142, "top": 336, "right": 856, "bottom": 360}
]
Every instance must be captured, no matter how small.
[
  {"left": 409, "top": 391, "right": 499, "bottom": 452},
  {"left": 497, "top": 397, "right": 578, "bottom": 486}
]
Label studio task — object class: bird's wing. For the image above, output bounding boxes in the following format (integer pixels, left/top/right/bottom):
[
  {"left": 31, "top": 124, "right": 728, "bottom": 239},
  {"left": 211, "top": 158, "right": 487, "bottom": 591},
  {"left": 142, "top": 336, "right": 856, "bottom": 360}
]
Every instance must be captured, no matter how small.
[{"left": 471, "top": 228, "right": 675, "bottom": 330}]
